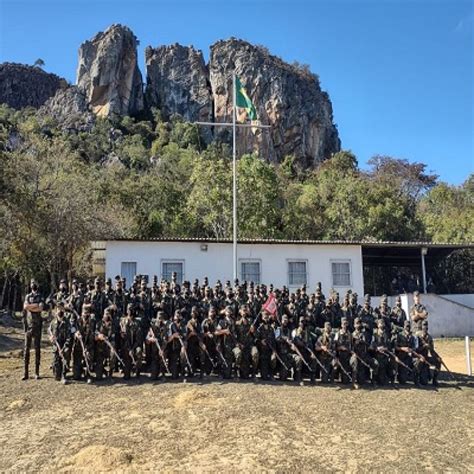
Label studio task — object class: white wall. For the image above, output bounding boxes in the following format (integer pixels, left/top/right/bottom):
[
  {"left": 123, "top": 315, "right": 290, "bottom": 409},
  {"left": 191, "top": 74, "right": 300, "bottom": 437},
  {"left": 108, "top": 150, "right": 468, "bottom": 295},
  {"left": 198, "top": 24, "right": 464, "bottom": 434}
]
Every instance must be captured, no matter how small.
[
  {"left": 402, "top": 293, "right": 474, "bottom": 338},
  {"left": 105, "top": 241, "right": 364, "bottom": 295},
  {"left": 440, "top": 294, "right": 474, "bottom": 309}
]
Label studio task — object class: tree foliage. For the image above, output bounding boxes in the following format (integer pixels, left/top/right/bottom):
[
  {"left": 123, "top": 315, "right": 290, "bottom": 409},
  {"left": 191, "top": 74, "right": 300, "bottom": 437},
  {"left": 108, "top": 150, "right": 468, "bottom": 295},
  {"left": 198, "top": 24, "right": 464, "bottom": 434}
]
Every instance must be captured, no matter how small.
[{"left": 0, "top": 104, "right": 471, "bottom": 294}]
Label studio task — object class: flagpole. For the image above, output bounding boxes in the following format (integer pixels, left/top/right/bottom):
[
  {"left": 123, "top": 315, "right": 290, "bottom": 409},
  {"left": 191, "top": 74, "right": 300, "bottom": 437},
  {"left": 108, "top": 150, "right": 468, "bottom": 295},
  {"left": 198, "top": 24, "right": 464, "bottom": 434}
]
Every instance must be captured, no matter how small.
[{"left": 232, "top": 73, "right": 237, "bottom": 282}]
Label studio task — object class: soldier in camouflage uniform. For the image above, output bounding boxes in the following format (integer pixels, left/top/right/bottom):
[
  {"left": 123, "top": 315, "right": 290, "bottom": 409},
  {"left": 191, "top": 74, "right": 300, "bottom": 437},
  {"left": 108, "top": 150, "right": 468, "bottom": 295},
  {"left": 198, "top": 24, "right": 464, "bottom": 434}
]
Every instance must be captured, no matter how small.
[
  {"left": 167, "top": 311, "right": 187, "bottom": 379},
  {"left": 374, "top": 294, "right": 391, "bottom": 336},
  {"left": 390, "top": 296, "right": 407, "bottom": 328},
  {"left": 95, "top": 309, "right": 116, "bottom": 380},
  {"left": 71, "top": 306, "right": 96, "bottom": 382},
  {"left": 315, "top": 321, "right": 336, "bottom": 383},
  {"left": 146, "top": 311, "right": 168, "bottom": 380},
  {"left": 414, "top": 320, "right": 441, "bottom": 386},
  {"left": 350, "top": 317, "right": 377, "bottom": 388},
  {"left": 292, "top": 317, "right": 317, "bottom": 383},
  {"left": 48, "top": 305, "right": 72, "bottom": 384},
  {"left": 120, "top": 304, "right": 143, "bottom": 379},
  {"left": 358, "top": 294, "right": 375, "bottom": 343},
  {"left": 215, "top": 307, "right": 236, "bottom": 379},
  {"left": 393, "top": 320, "right": 416, "bottom": 384},
  {"left": 233, "top": 305, "right": 259, "bottom": 379},
  {"left": 335, "top": 317, "right": 353, "bottom": 384},
  {"left": 201, "top": 306, "right": 219, "bottom": 375},
  {"left": 256, "top": 311, "right": 277, "bottom": 380},
  {"left": 371, "top": 318, "right": 393, "bottom": 386},
  {"left": 185, "top": 306, "right": 206, "bottom": 378},
  {"left": 410, "top": 291, "right": 428, "bottom": 331},
  {"left": 22, "top": 279, "right": 45, "bottom": 380},
  {"left": 275, "top": 314, "right": 302, "bottom": 383}
]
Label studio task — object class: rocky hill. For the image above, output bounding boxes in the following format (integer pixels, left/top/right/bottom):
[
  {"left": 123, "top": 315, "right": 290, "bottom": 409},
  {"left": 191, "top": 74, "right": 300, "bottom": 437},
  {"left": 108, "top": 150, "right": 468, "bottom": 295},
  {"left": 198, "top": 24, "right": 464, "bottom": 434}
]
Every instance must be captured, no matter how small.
[{"left": 0, "top": 24, "right": 341, "bottom": 166}]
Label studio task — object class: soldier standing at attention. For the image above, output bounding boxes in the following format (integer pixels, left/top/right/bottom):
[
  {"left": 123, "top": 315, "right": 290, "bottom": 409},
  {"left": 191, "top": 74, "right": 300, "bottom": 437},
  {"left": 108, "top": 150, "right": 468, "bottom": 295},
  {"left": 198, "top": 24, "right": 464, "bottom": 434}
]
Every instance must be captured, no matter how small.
[
  {"left": 410, "top": 291, "right": 428, "bottom": 330},
  {"left": 391, "top": 295, "right": 407, "bottom": 328},
  {"left": 22, "top": 279, "right": 45, "bottom": 380}
]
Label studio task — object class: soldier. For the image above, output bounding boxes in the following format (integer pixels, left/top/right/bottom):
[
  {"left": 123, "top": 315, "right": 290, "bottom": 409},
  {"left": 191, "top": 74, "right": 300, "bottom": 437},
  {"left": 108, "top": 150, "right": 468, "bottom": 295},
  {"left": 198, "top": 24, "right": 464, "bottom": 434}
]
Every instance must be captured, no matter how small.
[
  {"left": 84, "top": 277, "right": 107, "bottom": 319},
  {"left": 120, "top": 304, "right": 143, "bottom": 379},
  {"left": 393, "top": 320, "right": 416, "bottom": 384},
  {"left": 275, "top": 314, "right": 302, "bottom": 383},
  {"left": 315, "top": 321, "right": 336, "bottom": 383},
  {"left": 390, "top": 296, "right": 407, "bottom": 328},
  {"left": 358, "top": 294, "right": 375, "bottom": 343},
  {"left": 95, "top": 309, "right": 116, "bottom": 380},
  {"left": 22, "top": 279, "right": 45, "bottom": 380},
  {"left": 71, "top": 306, "right": 95, "bottom": 382},
  {"left": 413, "top": 320, "right": 441, "bottom": 386},
  {"left": 48, "top": 304, "right": 72, "bottom": 384},
  {"left": 215, "top": 307, "right": 235, "bottom": 379},
  {"left": 201, "top": 306, "right": 219, "bottom": 375},
  {"left": 335, "top": 317, "right": 353, "bottom": 384},
  {"left": 146, "top": 311, "right": 168, "bottom": 380},
  {"left": 233, "top": 305, "right": 259, "bottom": 379},
  {"left": 371, "top": 318, "right": 393, "bottom": 386},
  {"left": 167, "top": 311, "right": 187, "bottom": 379},
  {"left": 256, "top": 311, "right": 277, "bottom": 380},
  {"left": 410, "top": 291, "right": 428, "bottom": 330},
  {"left": 292, "top": 317, "right": 317, "bottom": 383},
  {"left": 52, "top": 279, "right": 70, "bottom": 308},
  {"left": 375, "top": 294, "right": 391, "bottom": 336},
  {"left": 68, "top": 279, "right": 84, "bottom": 318},
  {"left": 185, "top": 306, "right": 205, "bottom": 378},
  {"left": 350, "top": 317, "right": 377, "bottom": 388}
]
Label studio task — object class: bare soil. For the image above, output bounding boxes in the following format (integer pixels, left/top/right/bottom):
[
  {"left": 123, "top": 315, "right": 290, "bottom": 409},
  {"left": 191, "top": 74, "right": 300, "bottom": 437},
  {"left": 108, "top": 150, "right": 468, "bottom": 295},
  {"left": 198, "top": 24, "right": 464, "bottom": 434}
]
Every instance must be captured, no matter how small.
[{"left": 0, "top": 317, "right": 473, "bottom": 472}]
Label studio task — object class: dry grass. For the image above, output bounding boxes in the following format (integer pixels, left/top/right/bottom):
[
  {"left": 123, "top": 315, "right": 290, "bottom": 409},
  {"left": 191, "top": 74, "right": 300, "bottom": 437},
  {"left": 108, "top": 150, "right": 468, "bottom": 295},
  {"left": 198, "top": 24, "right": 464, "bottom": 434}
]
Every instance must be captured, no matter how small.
[{"left": 0, "top": 321, "right": 473, "bottom": 472}]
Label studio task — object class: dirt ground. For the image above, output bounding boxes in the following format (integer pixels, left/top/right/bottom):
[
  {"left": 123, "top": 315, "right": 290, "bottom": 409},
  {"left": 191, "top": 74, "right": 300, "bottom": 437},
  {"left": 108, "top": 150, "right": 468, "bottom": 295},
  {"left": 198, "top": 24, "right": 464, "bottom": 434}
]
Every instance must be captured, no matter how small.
[{"left": 0, "top": 317, "right": 473, "bottom": 473}]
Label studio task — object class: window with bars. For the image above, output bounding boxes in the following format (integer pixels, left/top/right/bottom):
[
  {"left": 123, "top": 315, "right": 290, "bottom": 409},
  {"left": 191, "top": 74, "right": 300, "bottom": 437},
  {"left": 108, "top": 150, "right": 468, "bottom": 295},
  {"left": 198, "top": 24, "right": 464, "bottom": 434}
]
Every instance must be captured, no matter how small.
[
  {"left": 288, "top": 261, "right": 307, "bottom": 286},
  {"left": 240, "top": 260, "right": 261, "bottom": 284},
  {"left": 332, "top": 261, "right": 351, "bottom": 287},
  {"left": 121, "top": 262, "right": 137, "bottom": 286},
  {"left": 162, "top": 261, "right": 184, "bottom": 284}
]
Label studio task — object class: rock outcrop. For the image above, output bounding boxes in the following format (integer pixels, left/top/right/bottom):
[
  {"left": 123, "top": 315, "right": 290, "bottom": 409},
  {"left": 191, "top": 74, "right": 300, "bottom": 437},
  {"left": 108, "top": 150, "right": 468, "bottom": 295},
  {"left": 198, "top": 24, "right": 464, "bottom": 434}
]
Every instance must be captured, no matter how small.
[
  {"left": 0, "top": 63, "right": 65, "bottom": 109},
  {"left": 209, "top": 39, "right": 340, "bottom": 166},
  {"left": 76, "top": 24, "right": 143, "bottom": 117},
  {"left": 145, "top": 44, "right": 213, "bottom": 124},
  {"left": 39, "top": 86, "right": 94, "bottom": 130}
]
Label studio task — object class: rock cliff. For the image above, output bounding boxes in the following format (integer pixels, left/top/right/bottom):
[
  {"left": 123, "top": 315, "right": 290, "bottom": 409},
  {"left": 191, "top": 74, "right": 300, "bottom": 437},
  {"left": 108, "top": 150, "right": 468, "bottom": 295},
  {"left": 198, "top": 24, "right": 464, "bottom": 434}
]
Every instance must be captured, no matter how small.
[
  {"left": 76, "top": 24, "right": 144, "bottom": 117},
  {"left": 0, "top": 63, "right": 65, "bottom": 109}
]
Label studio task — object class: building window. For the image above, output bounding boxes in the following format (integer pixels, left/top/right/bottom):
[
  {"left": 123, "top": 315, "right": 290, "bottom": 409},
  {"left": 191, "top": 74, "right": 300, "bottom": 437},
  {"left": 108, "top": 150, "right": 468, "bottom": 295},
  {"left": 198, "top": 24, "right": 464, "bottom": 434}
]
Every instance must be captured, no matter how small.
[
  {"left": 162, "top": 260, "right": 184, "bottom": 284},
  {"left": 288, "top": 260, "right": 307, "bottom": 287},
  {"left": 332, "top": 261, "right": 352, "bottom": 287},
  {"left": 240, "top": 260, "right": 261, "bottom": 284},
  {"left": 121, "top": 262, "right": 137, "bottom": 287}
]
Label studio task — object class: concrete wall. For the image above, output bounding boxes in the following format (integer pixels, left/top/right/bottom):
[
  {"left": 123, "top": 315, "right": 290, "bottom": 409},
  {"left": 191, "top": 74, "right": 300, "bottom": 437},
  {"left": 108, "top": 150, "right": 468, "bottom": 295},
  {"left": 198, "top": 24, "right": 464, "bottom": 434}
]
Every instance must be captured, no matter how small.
[
  {"left": 105, "top": 241, "right": 364, "bottom": 296},
  {"left": 440, "top": 294, "right": 474, "bottom": 309},
  {"left": 402, "top": 293, "right": 474, "bottom": 338}
]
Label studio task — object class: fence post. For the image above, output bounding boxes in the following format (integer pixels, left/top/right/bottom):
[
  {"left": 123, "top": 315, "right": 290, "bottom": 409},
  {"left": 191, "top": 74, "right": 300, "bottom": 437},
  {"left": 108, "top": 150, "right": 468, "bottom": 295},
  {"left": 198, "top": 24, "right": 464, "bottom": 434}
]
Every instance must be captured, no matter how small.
[{"left": 466, "top": 336, "right": 472, "bottom": 376}]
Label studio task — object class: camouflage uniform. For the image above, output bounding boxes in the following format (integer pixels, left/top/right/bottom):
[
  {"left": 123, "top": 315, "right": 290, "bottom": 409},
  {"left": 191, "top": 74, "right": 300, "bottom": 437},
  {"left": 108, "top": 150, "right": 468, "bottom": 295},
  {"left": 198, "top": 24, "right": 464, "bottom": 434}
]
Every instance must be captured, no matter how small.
[
  {"left": 393, "top": 321, "right": 416, "bottom": 384},
  {"left": 335, "top": 319, "right": 353, "bottom": 384},
  {"left": 414, "top": 321, "right": 441, "bottom": 386},
  {"left": 316, "top": 323, "right": 336, "bottom": 383},
  {"left": 275, "top": 316, "right": 302, "bottom": 382},
  {"left": 49, "top": 310, "right": 72, "bottom": 382},
  {"left": 95, "top": 312, "right": 116, "bottom": 380},
  {"left": 351, "top": 318, "right": 377, "bottom": 386},
  {"left": 216, "top": 314, "right": 235, "bottom": 379},
  {"left": 120, "top": 310, "right": 143, "bottom": 379},
  {"left": 233, "top": 313, "right": 259, "bottom": 378},
  {"left": 22, "top": 282, "right": 45, "bottom": 379},
  {"left": 71, "top": 310, "right": 96, "bottom": 381}
]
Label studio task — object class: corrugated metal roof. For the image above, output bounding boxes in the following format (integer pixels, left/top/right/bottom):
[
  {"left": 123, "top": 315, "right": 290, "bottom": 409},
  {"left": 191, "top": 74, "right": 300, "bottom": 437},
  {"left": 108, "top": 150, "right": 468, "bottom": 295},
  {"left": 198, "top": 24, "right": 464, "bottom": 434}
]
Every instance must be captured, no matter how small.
[{"left": 105, "top": 237, "right": 474, "bottom": 248}]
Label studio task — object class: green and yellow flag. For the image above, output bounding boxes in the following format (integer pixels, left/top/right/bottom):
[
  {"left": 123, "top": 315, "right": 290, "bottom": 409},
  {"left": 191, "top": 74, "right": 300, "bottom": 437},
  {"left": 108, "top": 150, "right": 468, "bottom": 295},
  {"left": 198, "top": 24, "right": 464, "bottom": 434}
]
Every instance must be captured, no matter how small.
[{"left": 235, "top": 76, "right": 257, "bottom": 121}]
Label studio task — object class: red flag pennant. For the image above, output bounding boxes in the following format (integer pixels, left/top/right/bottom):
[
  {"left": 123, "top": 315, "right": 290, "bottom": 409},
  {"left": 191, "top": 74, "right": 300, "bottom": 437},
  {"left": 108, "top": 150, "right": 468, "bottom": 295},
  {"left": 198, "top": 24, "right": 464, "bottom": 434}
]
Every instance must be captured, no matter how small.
[{"left": 262, "top": 293, "right": 277, "bottom": 316}]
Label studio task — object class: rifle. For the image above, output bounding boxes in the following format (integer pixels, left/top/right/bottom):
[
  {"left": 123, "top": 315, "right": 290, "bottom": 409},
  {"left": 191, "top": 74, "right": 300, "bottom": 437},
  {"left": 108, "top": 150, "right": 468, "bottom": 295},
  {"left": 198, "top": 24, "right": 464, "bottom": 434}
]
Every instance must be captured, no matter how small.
[
  {"left": 177, "top": 334, "right": 193, "bottom": 373},
  {"left": 384, "top": 348, "right": 413, "bottom": 373},
  {"left": 200, "top": 342, "right": 217, "bottom": 369},
  {"left": 270, "top": 344, "right": 289, "bottom": 372},
  {"left": 147, "top": 328, "right": 170, "bottom": 374},
  {"left": 215, "top": 345, "right": 229, "bottom": 368},
  {"left": 432, "top": 349, "right": 456, "bottom": 381},
  {"left": 290, "top": 340, "right": 316, "bottom": 373},
  {"left": 75, "top": 332, "right": 92, "bottom": 377},
  {"left": 48, "top": 326, "right": 69, "bottom": 369},
  {"left": 326, "top": 348, "right": 353, "bottom": 382},
  {"left": 97, "top": 331, "right": 125, "bottom": 367},
  {"left": 351, "top": 351, "right": 372, "bottom": 370},
  {"left": 410, "top": 350, "right": 435, "bottom": 369}
]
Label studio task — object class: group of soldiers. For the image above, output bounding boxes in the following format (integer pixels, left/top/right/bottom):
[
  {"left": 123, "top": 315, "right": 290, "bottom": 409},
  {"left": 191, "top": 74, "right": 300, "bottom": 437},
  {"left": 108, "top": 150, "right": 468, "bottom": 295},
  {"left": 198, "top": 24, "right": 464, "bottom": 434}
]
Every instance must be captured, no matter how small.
[{"left": 22, "top": 273, "right": 445, "bottom": 389}]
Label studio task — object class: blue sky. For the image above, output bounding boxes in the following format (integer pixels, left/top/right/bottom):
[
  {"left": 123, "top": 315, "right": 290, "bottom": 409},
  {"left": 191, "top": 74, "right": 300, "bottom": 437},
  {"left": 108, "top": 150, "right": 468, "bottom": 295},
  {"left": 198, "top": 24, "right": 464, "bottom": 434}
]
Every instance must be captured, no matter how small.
[{"left": 0, "top": 0, "right": 472, "bottom": 184}]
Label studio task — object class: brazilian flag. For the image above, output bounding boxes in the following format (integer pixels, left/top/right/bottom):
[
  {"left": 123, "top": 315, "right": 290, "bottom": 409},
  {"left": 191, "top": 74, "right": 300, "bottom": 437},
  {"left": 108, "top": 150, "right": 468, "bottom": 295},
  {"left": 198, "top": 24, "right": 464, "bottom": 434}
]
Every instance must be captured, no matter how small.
[{"left": 235, "top": 76, "right": 257, "bottom": 121}]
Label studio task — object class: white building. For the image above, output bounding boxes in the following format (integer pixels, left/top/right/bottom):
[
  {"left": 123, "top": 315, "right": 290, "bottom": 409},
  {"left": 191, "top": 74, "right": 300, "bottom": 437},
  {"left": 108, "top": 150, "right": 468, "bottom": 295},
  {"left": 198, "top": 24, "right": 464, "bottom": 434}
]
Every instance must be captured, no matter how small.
[
  {"left": 104, "top": 238, "right": 364, "bottom": 295},
  {"left": 99, "top": 238, "right": 473, "bottom": 337}
]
